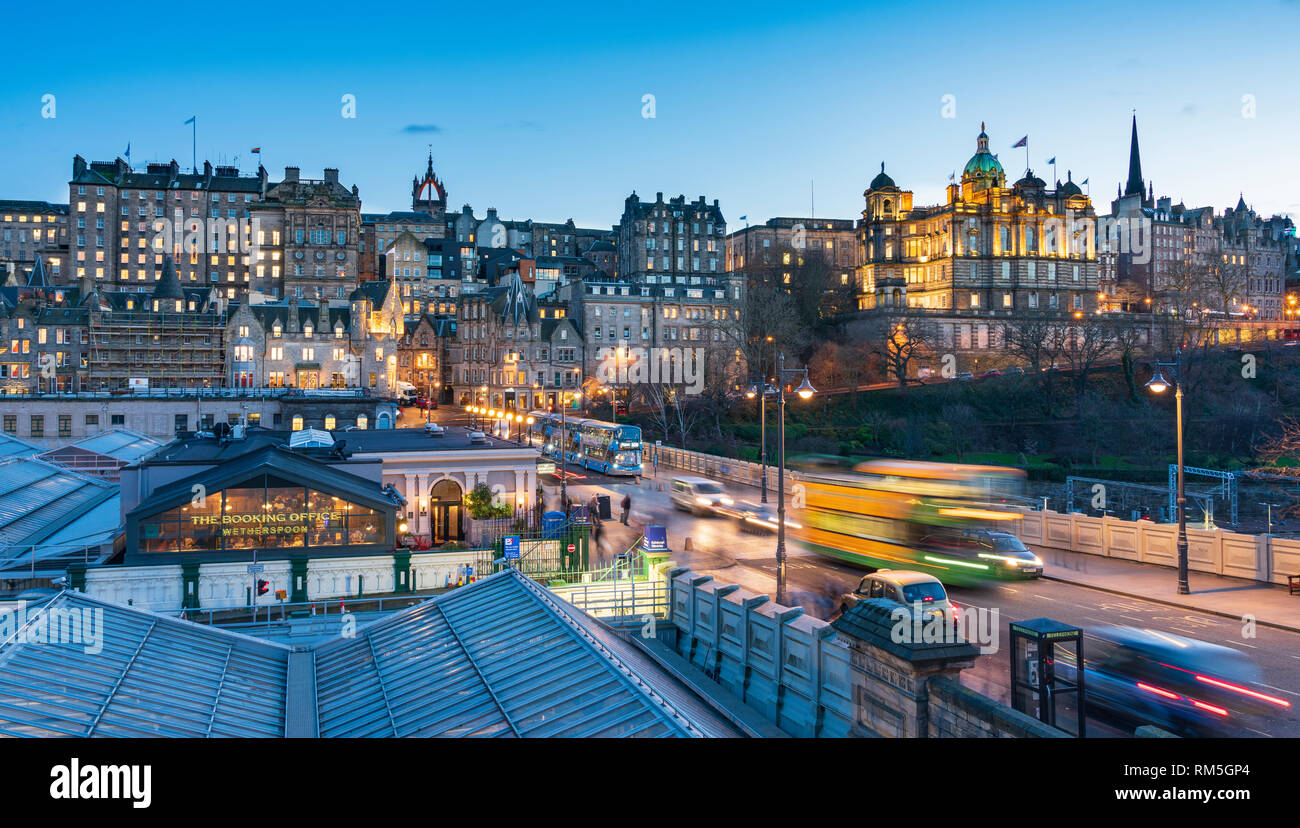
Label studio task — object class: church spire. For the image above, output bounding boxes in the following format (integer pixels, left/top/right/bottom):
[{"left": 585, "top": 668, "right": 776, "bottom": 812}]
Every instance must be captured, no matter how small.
[{"left": 1124, "top": 113, "right": 1145, "bottom": 198}]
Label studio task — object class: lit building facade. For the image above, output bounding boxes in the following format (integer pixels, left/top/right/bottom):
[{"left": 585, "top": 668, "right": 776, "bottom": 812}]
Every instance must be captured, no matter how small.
[{"left": 857, "top": 125, "right": 1099, "bottom": 314}]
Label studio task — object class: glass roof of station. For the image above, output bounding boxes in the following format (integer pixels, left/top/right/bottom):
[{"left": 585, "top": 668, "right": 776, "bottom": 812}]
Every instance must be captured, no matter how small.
[
  {"left": 0, "top": 593, "right": 290, "bottom": 738},
  {"left": 0, "top": 571, "right": 745, "bottom": 738}
]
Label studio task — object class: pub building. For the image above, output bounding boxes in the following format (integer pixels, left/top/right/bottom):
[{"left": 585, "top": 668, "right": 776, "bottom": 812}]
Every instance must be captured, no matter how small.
[{"left": 124, "top": 441, "right": 402, "bottom": 566}]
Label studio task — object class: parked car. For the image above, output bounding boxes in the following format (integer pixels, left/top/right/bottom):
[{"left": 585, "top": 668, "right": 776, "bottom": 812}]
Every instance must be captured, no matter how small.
[
  {"left": 423, "top": 422, "right": 445, "bottom": 436},
  {"left": 837, "top": 570, "right": 958, "bottom": 625},
  {"left": 468, "top": 431, "right": 488, "bottom": 445},
  {"left": 669, "top": 476, "right": 733, "bottom": 515},
  {"left": 980, "top": 369, "right": 1002, "bottom": 379},
  {"left": 1004, "top": 366, "right": 1025, "bottom": 376},
  {"left": 955, "top": 372, "right": 974, "bottom": 382}
]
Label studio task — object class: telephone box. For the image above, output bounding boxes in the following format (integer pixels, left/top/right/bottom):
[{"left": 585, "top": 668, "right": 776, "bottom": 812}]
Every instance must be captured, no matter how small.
[{"left": 1009, "top": 617, "right": 1086, "bottom": 737}]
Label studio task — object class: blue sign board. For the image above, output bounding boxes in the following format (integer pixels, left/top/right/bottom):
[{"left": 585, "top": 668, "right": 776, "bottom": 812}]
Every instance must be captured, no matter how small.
[
  {"left": 503, "top": 535, "right": 520, "bottom": 560},
  {"left": 641, "top": 525, "right": 668, "bottom": 552}
]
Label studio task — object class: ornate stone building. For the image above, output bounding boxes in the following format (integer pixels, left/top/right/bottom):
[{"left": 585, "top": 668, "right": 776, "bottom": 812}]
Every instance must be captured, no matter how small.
[{"left": 857, "top": 125, "right": 1099, "bottom": 315}]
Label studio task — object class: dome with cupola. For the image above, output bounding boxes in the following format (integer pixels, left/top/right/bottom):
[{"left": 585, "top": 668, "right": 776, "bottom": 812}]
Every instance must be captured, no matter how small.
[
  {"left": 961, "top": 123, "right": 1005, "bottom": 190},
  {"left": 1057, "top": 170, "right": 1082, "bottom": 198},
  {"left": 868, "top": 162, "right": 896, "bottom": 191}
]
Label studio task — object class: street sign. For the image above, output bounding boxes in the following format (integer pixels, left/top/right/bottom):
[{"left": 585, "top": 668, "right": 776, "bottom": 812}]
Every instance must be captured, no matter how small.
[
  {"left": 247, "top": 564, "right": 264, "bottom": 574},
  {"left": 503, "top": 535, "right": 520, "bottom": 560},
  {"left": 567, "top": 543, "right": 576, "bottom": 553}
]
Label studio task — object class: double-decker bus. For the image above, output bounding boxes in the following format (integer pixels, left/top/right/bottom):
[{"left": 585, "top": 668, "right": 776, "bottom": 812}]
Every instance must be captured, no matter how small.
[
  {"left": 792, "top": 460, "right": 1029, "bottom": 586},
  {"left": 528, "top": 412, "right": 643, "bottom": 476}
]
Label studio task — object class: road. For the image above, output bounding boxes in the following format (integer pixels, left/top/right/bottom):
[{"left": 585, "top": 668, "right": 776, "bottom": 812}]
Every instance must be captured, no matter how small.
[{"left": 409, "top": 406, "right": 1300, "bottom": 736}]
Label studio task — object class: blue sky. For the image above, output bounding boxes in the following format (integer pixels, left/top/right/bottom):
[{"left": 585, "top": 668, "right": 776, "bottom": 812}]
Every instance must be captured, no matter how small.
[{"left": 2, "top": 0, "right": 1296, "bottom": 228}]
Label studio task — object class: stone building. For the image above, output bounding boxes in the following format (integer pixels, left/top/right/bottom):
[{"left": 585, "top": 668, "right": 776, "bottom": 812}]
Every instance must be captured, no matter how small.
[
  {"left": 617, "top": 192, "right": 725, "bottom": 279},
  {"left": 0, "top": 200, "right": 69, "bottom": 285},
  {"left": 267, "top": 166, "right": 362, "bottom": 302},
  {"left": 726, "top": 216, "right": 858, "bottom": 287},
  {"left": 449, "top": 271, "right": 583, "bottom": 410},
  {"left": 857, "top": 125, "right": 1099, "bottom": 314},
  {"left": 358, "top": 153, "right": 449, "bottom": 279},
  {"left": 225, "top": 274, "right": 405, "bottom": 395},
  {"left": 378, "top": 231, "right": 463, "bottom": 317}
]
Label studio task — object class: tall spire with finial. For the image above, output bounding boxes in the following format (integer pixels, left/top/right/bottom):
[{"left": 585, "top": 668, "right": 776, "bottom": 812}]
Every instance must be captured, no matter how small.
[{"left": 1124, "top": 113, "right": 1145, "bottom": 198}]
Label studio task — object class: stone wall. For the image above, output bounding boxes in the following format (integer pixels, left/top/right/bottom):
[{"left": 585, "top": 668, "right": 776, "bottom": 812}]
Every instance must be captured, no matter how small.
[
  {"left": 667, "top": 567, "right": 1067, "bottom": 738},
  {"left": 1017, "top": 506, "right": 1296, "bottom": 585}
]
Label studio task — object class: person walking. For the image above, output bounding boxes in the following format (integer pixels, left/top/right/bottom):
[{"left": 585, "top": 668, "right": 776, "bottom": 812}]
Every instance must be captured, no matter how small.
[{"left": 620, "top": 492, "right": 631, "bottom": 525}]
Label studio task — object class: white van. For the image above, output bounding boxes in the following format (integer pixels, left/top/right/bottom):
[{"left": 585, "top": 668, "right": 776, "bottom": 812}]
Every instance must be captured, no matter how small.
[{"left": 669, "top": 476, "right": 733, "bottom": 516}]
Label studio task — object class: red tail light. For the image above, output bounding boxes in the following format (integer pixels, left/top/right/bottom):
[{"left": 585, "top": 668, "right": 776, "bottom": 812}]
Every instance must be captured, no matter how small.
[
  {"left": 1137, "top": 682, "right": 1180, "bottom": 700},
  {"left": 1191, "top": 699, "right": 1229, "bottom": 716}
]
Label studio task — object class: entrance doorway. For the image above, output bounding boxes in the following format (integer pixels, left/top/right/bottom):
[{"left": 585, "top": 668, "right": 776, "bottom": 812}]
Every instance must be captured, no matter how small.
[{"left": 429, "top": 478, "right": 463, "bottom": 545}]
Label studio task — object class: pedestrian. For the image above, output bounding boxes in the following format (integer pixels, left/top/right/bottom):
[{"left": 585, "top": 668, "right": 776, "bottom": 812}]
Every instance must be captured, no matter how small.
[
  {"left": 620, "top": 492, "right": 631, "bottom": 525},
  {"left": 589, "top": 494, "right": 601, "bottom": 525}
]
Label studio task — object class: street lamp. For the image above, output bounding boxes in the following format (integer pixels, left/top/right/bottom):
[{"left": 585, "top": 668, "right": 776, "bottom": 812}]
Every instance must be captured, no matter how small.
[
  {"left": 775, "top": 353, "right": 816, "bottom": 606},
  {"left": 1145, "top": 349, "right": 1189, "bottom": 595},
  {"left": 557, "top": 390, "right": 582, "bottom": 510},
  {"left": 746, "top": 334, "right": 778, "bottom": 503}
]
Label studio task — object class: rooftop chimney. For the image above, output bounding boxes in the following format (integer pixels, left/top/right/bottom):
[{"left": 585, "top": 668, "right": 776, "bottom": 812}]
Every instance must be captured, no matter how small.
[
  {"left": 323, "top": 168, "right": 339, "bottom": 185},
  {"left": 284, "top": 166, "right": 300, "bottom": 183}
]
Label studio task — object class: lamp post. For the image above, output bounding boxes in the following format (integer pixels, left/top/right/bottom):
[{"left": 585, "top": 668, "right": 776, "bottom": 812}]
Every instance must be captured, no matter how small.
[
  {"left": 1145, "top": 348, "right": 1189, "bottom": 595},
  {"left": 558, "top": 390, "right": 581, "bottom": 510},
  {"left": 774, "top": 352, "right": 816, "bottom": 606},
  {"left": 746, "top": 334, "right": 775, "bottom": 503}
]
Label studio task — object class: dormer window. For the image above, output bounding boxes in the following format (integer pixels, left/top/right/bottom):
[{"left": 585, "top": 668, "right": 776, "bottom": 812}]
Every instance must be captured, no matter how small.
[
  {"left": 335, "top": 324, "right": 344, "bottom": 338},
  {"left": 272, "top": 323, "right": 282, "bottom": 337},
  {"left": 304, "top": 324, "right": 313, "bottom": 338}
]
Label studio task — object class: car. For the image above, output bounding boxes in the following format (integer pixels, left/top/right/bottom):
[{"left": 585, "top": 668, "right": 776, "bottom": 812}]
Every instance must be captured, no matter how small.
[
  {"left": 1058, "top": 626, "right": 1291, "bottom": 737},
  {"left": 980, "top": 369, "right": 1002, "bottom": 379},
  {"left": 836, "top": 570, "right": 958, "bottom": 625},
  {"left": 1004, "top": 366, "right": 1025, "bottom": 376},
  {"left": 423, "top": 422, "right": 445, "bottom": 436},
  {"left": 954, "top": 372, "right": 974, "bottom": 382},
  {"left": 668, "top": 476, "right": 733, "bottom": 515},
  {"left": 961, "top": 529, "right": 1043, "bottom": 578},
  {"left": 468, "top": 431, "right": 488, "bottom": 445},
  {"left": 715, "top": 499, "right": 800, "bottom": 533}
]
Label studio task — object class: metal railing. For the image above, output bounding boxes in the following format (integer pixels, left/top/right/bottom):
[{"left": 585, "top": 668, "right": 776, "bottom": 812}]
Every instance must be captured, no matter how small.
[{"left": 156, "top": 592, "right": 443, "bottom": 628}]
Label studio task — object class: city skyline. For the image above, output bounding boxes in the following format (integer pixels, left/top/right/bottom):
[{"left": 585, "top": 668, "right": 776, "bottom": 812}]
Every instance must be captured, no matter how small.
[{"left": 2, "top": 0, "right": 1297, "bottom": 227}]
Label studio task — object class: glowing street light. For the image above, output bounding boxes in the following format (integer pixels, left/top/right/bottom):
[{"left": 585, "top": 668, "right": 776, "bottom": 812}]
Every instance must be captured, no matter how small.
[{"left": 1145, "top": 350, "right": 1189, "bottom": 595}]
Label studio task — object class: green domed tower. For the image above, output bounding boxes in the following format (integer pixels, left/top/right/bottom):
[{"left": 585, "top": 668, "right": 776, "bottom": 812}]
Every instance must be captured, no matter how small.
[{"left": 961, "top": 122, "right": 1005, "bottom": 194}]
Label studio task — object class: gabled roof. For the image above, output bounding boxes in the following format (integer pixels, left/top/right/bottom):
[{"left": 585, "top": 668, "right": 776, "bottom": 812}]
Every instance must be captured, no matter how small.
[
  {"left": 0, "top": 570, "right": 748, "bottom": 738},
  {"left": 313, "top": 569, "right": 731, "bottom": 737},
  {"left": 0, "top": 591, "right": 291, "bottom": 737},
  {"left": 0, "top": 457, "right": 119, "bottom": 576},
  {"left": 126, "top": 444, "right": 396, "bottom": 520}
]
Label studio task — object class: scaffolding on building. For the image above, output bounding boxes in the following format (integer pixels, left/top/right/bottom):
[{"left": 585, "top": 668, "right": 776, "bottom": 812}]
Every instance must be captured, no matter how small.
[{"left": 88, "top": 309, "right": 227, "bottom": 390}]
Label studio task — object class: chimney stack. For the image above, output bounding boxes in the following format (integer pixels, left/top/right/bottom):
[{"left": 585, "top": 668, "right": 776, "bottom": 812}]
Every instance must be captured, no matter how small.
[
  {"left": 324, "top": 168, "right": 339, "bottom": 185},
  {"left": 284, "top": 166, "right": 300, "bottom": 183}
]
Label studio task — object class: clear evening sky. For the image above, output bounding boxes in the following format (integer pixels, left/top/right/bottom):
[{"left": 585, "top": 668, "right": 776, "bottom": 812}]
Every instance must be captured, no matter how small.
[{"left": 1, "top": 0, "right": 1295, "bottom": 228}]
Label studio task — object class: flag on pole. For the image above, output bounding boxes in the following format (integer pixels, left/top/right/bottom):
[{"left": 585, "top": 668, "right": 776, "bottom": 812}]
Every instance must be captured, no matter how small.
[
  {"left": 123, "top": 142, "right": 131, "bottom": 161},
  {"left": 1012, "top": 135, "right": 1028, "bottom": 148},
  {"left": 738, "top": 215, "right": 746, "bottom": 222},
  {"left": 251, "top": 147, "right": 261, "bottom": 154},
  {"left": 948, "top": 171, "right": 956, "bottom": 182},
  {"left": 184, "top": 116, "right": 195, "bottom": 125},
  {"left": 1046, "top": 156, "right": 1056, "bottom": 165},
  {"left": 1081, "top": 178, "right": 1089, "bottom": 185}
]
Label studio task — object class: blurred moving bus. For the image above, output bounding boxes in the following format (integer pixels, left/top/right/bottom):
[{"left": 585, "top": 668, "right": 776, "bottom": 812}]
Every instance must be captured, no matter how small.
[{"left": 792, "top": 460, "right": 1029, "bottom": 586}]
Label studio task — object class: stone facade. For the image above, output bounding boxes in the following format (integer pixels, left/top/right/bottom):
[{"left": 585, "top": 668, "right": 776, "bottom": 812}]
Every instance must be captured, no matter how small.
[{"left": 857, "top": 126, "right": 1100, "bottom": 315}]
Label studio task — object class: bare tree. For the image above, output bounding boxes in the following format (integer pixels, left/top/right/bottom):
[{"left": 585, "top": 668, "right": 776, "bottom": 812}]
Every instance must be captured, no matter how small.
[
  {"left": 860, "top": 311, "right": 936, "bottom": 388},
  {"left": 1060, "top": 314, "right": 1118, "bottom": 398}
]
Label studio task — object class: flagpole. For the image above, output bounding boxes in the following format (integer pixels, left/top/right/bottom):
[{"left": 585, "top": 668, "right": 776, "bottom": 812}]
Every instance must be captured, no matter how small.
[{"left": 191, "top": 117, "right": 196, "bottom": 173}]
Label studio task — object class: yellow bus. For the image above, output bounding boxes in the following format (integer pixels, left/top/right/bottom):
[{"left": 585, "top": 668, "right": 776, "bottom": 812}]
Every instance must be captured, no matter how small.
[{"left": 792, "top": 460, "right": 1028, "bottom": 586}]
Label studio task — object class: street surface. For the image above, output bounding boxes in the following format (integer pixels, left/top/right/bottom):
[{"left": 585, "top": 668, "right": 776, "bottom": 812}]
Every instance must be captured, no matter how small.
[{"left": 412, "top": 406, "right": 1300, "bottom": 737}]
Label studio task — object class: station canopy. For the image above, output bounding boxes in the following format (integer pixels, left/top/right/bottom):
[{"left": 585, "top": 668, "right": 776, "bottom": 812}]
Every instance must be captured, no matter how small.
[{"left": 0, "top": 570, "right": 746, "bottom": 738}]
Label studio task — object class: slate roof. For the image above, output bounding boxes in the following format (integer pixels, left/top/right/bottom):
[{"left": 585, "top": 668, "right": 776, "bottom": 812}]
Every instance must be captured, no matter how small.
[
  {"left": 830, "top": 598, "right": 980, "bottom": 663},
  {"left": 0, "top": 570, "right": 748, "bottom": 738}
]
